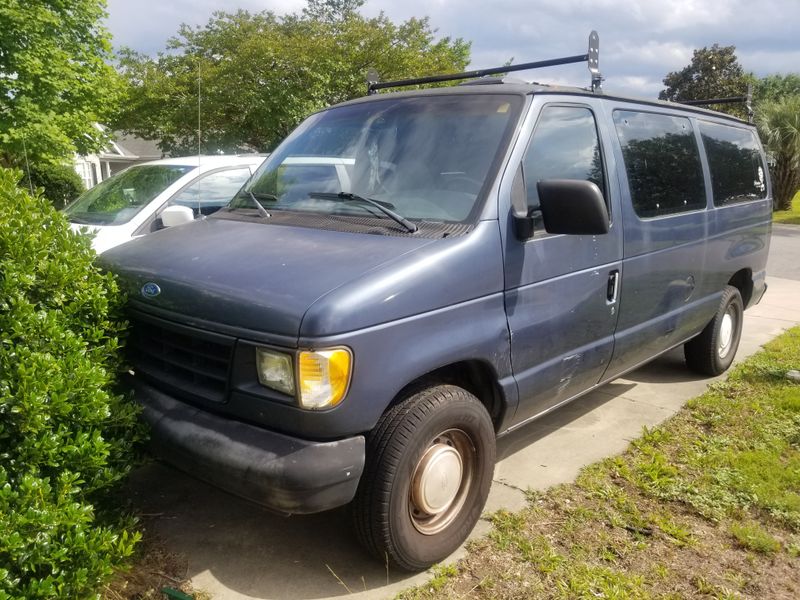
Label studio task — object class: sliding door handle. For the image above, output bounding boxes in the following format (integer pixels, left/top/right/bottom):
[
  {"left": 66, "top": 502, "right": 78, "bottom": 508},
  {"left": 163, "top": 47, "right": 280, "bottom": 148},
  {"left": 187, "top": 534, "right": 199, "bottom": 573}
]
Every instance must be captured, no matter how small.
[{"left": 607, "top": 270, "right": 620, "bottom": 304}]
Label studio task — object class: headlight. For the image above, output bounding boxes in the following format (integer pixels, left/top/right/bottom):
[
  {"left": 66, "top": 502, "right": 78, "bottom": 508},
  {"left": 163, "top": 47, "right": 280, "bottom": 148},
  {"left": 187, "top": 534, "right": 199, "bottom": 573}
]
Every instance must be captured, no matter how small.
[
  {"left": 255, "top": 348, "right": 295, "bottom": 396},
  {"left": 298, "top": 347, "right": 352, "bottom": 409}
]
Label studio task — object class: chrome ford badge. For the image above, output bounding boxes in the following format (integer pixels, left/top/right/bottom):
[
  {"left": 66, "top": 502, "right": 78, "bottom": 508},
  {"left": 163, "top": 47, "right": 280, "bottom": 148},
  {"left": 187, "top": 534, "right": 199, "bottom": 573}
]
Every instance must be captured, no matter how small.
[{"left": 141, "top": 282, "right": 161, "bottom": 298}]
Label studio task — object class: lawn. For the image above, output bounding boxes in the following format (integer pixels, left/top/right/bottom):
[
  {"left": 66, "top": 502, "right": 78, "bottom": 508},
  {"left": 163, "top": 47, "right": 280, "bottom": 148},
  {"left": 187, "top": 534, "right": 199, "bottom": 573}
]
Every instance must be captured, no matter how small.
[
  {"left": 773, "top": 190, "right": 800, "bottom": 225},
  {"left": 398, "top": 327, "right": 800, "bottom": 600}
]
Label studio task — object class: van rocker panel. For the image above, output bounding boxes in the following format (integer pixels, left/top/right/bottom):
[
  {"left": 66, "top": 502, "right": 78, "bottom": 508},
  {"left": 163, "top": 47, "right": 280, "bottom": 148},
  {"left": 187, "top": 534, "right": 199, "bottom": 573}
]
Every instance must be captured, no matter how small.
[{"left": 135, "top": 378, "right": 365, "bottom": 514}]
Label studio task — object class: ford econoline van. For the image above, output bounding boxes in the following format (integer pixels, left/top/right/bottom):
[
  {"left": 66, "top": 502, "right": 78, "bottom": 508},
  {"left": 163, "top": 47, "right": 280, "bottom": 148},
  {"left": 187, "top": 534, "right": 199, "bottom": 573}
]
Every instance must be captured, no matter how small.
[{"left": 101, "top": 36, "right": 771, "bottom": 571}]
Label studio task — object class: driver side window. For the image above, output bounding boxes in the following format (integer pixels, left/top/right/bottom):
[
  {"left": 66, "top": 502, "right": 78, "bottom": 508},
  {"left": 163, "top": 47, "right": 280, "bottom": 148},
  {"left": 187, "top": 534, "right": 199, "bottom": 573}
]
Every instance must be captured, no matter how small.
[{"left": 523, "top": 105, "right": 605, "bottom": 210}]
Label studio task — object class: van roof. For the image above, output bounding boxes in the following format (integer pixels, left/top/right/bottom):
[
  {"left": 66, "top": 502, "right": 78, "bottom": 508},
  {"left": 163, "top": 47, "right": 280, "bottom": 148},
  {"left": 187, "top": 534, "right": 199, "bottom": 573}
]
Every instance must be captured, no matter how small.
[{"left": 336, "top": 79, "right": 754, "bottom": 127}]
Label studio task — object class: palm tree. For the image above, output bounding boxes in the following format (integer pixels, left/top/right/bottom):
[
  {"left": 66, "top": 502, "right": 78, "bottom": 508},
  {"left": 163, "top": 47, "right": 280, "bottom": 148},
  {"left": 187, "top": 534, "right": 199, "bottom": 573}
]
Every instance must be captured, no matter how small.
[{"left": 757, "top": 96, "right": 800, "bottom": 211}]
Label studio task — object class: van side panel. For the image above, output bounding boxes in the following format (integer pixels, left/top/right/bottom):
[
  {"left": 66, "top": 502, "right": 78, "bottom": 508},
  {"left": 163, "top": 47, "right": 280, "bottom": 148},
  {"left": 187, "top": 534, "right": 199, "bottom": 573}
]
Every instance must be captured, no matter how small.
[
  {"left": 603, "top": 209, "right": 714, "bottom": 378},
  {"left": 602, "top": 106, "right": 713, "bottom": 379},
  {"left": 697, "top": 118, "right": 772, "bottom": 309},
  {"left": 704, "top": 200, "right": 771, "bottom": 307}
]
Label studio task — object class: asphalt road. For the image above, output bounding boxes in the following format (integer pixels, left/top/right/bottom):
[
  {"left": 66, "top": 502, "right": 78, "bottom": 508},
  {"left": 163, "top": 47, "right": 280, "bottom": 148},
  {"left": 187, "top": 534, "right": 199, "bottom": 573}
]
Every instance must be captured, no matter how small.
[
  {"left": 127, "top": 224, "right": 800, "bottom": 600},
  {"left": 768, "top": 224, "right": 800, "bottom": 281}
]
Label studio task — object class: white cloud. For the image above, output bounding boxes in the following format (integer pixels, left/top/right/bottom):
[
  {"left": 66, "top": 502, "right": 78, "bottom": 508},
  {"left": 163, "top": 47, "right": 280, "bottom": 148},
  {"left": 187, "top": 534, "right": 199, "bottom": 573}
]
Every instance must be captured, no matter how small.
[{"left": 105, "top": 0, "right": 800, "bottom": 97}]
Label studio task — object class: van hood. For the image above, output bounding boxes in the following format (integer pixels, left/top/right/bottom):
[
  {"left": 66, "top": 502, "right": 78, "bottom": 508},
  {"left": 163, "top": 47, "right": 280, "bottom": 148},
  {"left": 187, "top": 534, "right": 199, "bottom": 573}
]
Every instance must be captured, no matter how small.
[{"left": 100, "top": 217, "right": 437, "bottom": 340}]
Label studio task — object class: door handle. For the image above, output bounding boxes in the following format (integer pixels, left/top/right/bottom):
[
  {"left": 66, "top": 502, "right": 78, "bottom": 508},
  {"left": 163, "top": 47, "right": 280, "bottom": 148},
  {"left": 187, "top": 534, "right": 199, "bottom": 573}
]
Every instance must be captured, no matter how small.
[{"left": 607, "top": 270, "right": 620, "bottom": 304}]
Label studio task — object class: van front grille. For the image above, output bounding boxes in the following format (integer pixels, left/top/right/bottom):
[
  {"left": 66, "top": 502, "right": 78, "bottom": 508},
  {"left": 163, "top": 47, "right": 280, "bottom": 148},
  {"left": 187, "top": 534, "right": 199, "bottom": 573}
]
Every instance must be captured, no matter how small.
[{"left": 127, "top": 313, "right": 234, "bottom": 404}]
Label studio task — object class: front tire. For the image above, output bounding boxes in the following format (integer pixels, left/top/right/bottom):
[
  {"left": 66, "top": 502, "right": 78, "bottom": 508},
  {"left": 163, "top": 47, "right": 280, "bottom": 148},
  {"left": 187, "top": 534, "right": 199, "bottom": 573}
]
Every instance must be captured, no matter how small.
[
  {"left": 684, "top": 285, "right": 744, "bottom": 376},
  {"left": 351, "top": 385, "right": 495, "bottom": 572}
]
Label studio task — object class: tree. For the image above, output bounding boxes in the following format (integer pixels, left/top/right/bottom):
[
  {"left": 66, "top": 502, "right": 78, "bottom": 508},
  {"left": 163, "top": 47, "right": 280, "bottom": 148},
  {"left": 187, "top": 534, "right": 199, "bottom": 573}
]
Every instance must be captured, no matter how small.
[
  {"left": 659, "top": 45, "right": 750, "bottom": 118},
  {"left": 757, "top": 96, "right": 800, "bottom": 211},
  {"left": 0, "top": 1, "right": 122, "bottom": 167},
  {"left": 754, "top": 73, "right": 800, "bottom": 105},
  {"left": 113, "top": 1, "right": 471, "bottom": 155}
]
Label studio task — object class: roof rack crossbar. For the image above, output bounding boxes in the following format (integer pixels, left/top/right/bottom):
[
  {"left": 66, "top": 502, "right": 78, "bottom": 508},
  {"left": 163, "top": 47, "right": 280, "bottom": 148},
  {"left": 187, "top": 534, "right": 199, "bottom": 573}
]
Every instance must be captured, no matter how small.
[
  {"left": 681, "top": 96, "right": 746, "bottom": 106},
  {"left": 679, "top": 84, "right": 754, "bottom": 122},
  {"left": 367, "top": 31, "right": 602, "bottom": 95}
]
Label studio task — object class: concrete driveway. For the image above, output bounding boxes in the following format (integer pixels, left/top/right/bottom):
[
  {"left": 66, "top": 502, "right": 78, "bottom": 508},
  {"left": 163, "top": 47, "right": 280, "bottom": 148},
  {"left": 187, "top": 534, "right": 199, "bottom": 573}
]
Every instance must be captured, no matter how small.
[{"left": 127, "top": 224, "right": 800, "bottom": 600}]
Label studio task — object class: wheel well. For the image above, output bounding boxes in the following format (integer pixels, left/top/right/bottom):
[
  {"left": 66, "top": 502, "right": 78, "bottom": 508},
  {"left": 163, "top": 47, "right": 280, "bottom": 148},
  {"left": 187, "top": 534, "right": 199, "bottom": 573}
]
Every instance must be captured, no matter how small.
[
  {"left": 728, "top": 269, "right": 753, "bottom": 308},
  {"left": 393, "top": 361, "right": 505, "bottom": 431}
]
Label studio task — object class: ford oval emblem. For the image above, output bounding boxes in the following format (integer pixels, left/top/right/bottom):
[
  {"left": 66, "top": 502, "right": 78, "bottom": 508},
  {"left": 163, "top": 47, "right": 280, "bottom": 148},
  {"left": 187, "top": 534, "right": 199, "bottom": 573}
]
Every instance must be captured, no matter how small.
[{"left": 141, "top": 282, "right": 161, "bottom": 298}]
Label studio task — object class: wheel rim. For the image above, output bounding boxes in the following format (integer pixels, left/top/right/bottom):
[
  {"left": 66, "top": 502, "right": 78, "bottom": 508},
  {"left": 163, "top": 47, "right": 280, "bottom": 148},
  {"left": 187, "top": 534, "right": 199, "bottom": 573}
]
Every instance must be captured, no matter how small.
[
  {"left": 718, "top": 307, "right": 737, "bottom": 359},
  {"left": 409, "top": 429, "right": 476, "bottom": 535}
]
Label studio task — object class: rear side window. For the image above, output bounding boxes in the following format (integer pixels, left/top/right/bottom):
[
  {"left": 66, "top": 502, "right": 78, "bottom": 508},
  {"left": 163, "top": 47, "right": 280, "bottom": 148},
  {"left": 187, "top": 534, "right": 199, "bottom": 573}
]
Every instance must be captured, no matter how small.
[
  {"left": 613, "top": 110, "right": 706, "bottom": 218},
  {"left": 524, "top": 105, "right": 604, "bottom": 209},
  {"left": 699, "top": 121, "right": 767, "bottom": 206}
]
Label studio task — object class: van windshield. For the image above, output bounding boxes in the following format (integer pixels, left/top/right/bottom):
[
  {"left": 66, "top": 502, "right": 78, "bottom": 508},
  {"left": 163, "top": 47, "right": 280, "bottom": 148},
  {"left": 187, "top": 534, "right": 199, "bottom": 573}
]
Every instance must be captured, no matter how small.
[
  {"left": 233, "top": 94, "right": 523, "bottom": 224},
  {"left": 65, "top": 164, "right": 193, "bottom": 225}
]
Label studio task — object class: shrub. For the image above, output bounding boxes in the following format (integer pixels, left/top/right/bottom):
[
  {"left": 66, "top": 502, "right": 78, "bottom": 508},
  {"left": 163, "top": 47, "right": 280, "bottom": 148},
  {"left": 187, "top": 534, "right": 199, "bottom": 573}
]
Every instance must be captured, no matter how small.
[
  {"left": 22, "top": 162, "right": 86, "bottom": 210},
  {"left": 756, "top": 96, "right": 800, "bottom": 211},
  {"left": 0, "top": 168, "right": 144, "bottom": 599}
]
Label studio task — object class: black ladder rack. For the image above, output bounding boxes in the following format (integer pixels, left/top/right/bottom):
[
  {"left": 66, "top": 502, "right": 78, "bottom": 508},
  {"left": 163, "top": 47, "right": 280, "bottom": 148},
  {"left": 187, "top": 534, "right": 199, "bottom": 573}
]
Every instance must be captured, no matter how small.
[
  {"left": 679, "top": 83, "right": 754, "bottom": 122},
  {"left": 367, "top": 31, "right": 602, "bottom": 95}
]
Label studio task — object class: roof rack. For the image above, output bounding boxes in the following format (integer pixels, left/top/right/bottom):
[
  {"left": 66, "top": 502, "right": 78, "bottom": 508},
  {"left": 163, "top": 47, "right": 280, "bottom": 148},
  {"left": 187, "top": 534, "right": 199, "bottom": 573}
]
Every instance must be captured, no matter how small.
[
  {"left": 367, "top": 31, "right": 602, "bottom": 96},
  {"left": 679, "top": 83, "right": 754, "bottom": 122}
]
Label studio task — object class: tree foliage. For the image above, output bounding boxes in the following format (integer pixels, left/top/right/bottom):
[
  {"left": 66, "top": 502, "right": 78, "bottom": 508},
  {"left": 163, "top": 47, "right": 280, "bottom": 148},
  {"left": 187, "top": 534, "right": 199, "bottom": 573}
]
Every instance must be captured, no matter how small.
[
  {"left": 757, "top": 96, "right": 800, "bottom": 211},
  {"left": 659, "top": 45, "right": 750, "bottom": 118},
  {"left": 113, "top": 0, "right": 471, "bottom": 155},
  {"left": 0, "top": 0, "right": 122, "bottom": 166},
  {"left": 0, "top": 168, "right": 144, "bottom": 598},
  {"left": 754, "top": 73, "right": 800, "bottom": 105}
]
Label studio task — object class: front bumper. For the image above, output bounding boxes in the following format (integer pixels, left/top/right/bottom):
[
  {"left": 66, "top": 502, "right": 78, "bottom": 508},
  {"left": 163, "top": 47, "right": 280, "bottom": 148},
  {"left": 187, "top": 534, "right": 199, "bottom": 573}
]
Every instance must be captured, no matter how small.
[{"left": 134, "top": 380, "right": 365, "bottom": 514}]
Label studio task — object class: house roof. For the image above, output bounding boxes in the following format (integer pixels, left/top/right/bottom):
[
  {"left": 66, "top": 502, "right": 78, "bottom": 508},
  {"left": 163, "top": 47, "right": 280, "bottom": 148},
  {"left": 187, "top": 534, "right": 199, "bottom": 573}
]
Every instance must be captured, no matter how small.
[{"left": 105, "top": 132, "right": 162, "bottom": 160}]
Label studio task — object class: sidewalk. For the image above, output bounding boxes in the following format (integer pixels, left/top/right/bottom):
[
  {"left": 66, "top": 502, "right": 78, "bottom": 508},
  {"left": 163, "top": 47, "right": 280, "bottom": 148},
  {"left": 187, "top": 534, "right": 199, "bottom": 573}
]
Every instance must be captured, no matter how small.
[{"left": 128, "top": 275, "right": 800, "bottom": 600}]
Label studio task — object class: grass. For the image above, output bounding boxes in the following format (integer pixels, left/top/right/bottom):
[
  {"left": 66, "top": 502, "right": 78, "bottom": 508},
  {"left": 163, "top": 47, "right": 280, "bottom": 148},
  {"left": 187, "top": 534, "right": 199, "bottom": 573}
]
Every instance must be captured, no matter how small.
[
  {"left": 397, "top": 327, "right": 800, "bottom": 599},
  {"left": 773, "top": 189, "right": 800, "bottom": 224}
]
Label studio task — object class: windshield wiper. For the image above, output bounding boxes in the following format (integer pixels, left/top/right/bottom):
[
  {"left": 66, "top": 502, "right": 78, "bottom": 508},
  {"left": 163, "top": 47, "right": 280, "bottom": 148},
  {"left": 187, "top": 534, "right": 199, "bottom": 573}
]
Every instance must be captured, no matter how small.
[
  {"left": 233, "top": 190, "right": 272, "bottom": 219},
  {"left": 308, "top": 192, "right": 417, "bottom": 233}
]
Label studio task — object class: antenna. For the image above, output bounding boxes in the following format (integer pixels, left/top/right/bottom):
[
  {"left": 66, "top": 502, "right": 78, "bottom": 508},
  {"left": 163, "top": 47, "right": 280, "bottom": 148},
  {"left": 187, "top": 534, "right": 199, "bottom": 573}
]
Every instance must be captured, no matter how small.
[
  {"left": 21, "top": 135, "right": 34, "bottom": 195},
  {"left": 367, "top": 31, "right": 603, "bottom": 95},
  {"left": 197, "top": 56, "right": 202, "bottom": 217}
]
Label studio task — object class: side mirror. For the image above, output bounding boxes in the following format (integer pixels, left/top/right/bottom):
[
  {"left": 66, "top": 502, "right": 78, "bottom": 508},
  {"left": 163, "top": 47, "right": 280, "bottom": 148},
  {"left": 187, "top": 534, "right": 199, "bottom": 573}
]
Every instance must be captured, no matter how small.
[
  {"left": 160, "top": 205, "right": 195, "bottom": 228},
  {"left": 537, "top": 179, "right": 609, "bottom": 235}
]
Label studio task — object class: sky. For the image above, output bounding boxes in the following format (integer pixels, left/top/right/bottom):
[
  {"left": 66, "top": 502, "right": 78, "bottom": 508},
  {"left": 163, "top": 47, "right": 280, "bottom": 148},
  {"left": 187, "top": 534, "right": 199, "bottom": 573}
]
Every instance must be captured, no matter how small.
[{"left": 104, "top": 0, "right": 800, "bottom": 98}]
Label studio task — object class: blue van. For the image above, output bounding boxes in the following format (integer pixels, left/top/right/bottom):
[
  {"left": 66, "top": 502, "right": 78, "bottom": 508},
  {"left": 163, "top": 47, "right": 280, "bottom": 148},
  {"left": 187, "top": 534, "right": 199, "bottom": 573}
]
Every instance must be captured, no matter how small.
[{"left": 102, "top": 34, "right": 771, "bottom": 571}]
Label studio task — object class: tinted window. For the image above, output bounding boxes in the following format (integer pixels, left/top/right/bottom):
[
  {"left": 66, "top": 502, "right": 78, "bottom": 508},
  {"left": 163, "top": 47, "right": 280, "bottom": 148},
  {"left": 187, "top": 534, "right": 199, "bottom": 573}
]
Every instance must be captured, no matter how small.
[
  {"left": 524, "top": 105, "right": 604, "bottom": 209},
  {"left": 613, "top": 111, "right": 706, "bottom": 218},
  {"left": 170, "top": 168, "right": 252, "bottom": 214},
  {"left": 700, "top": 122, "right": 767, "bottom": 206}
]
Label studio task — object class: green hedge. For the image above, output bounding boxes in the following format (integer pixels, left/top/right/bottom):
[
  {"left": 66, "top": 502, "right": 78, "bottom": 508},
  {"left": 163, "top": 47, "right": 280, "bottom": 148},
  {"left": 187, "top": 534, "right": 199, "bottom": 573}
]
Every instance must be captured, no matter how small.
[
  {"left": 0, "top": 168, "right": 144, "bottom": 599},
  {"left": 24, "top": 162, "right": 86, "bottom": 210}
]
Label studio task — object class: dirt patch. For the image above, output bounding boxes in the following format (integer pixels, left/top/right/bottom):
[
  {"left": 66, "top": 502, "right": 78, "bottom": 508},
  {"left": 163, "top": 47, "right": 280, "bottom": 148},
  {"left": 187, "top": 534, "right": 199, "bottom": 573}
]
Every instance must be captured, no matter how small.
[{"left": 102, "top": 522, "right": 204, "bottom": 600}]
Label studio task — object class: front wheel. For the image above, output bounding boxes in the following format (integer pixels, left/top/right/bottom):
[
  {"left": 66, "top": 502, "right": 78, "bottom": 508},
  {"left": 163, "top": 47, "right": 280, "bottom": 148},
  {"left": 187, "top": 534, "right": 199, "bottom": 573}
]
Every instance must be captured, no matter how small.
[
  {"left": 351, "top": 385, "right": 495, "bottom": 572},
  {"left": 684, "top": 285, "right": 744, "bottom": 376}
]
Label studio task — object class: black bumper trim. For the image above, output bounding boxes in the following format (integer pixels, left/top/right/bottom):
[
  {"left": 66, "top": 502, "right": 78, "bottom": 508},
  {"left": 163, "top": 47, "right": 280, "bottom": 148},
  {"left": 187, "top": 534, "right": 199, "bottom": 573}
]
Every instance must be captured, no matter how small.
[{"left": 134, "top": 380, "right": 365, "bottom": 514}]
